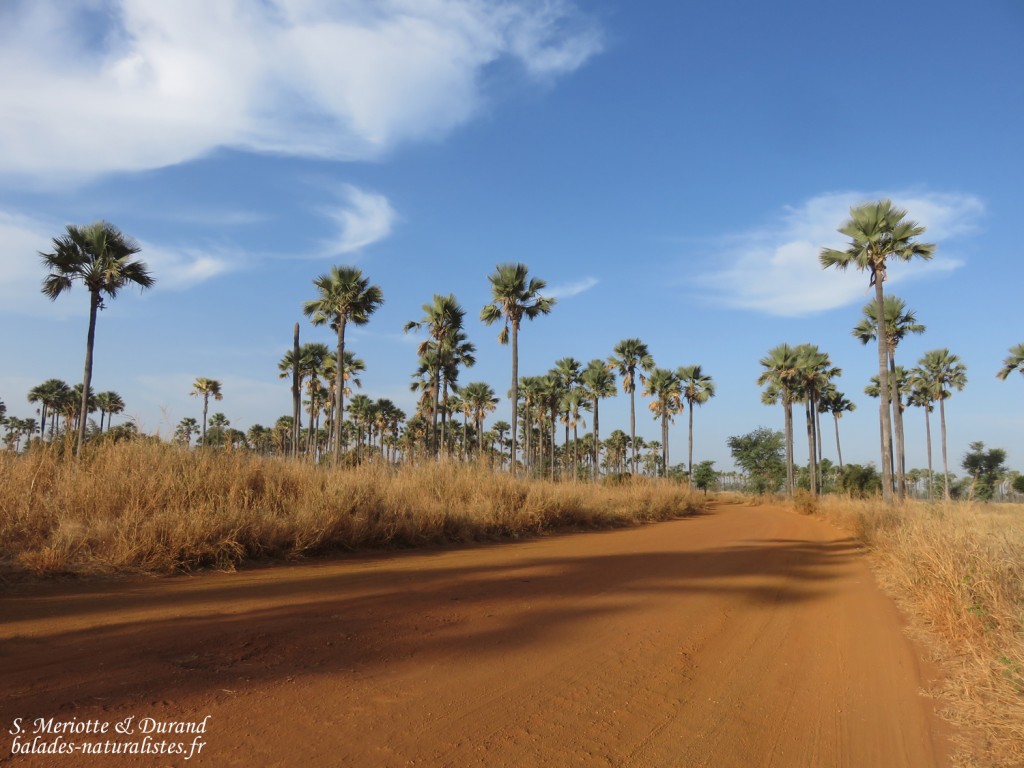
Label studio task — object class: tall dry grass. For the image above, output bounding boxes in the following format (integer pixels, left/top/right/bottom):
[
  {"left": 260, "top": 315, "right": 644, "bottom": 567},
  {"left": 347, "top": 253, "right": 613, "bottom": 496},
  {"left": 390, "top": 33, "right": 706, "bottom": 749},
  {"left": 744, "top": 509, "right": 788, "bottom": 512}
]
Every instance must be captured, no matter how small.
[
  {"left": 814, "top": 495, "right": 1024, "bottom": 768},
  {"left": 0, "top": 441, "right": 702, "bottom": 579}
]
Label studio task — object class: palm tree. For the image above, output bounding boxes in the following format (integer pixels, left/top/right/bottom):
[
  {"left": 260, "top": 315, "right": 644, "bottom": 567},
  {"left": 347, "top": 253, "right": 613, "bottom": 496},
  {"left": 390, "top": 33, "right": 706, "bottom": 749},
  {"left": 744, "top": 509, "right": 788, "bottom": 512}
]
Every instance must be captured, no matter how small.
[
  {"left": 551, "top": 357, "right": 582, "bottom": 469},
  {"left": 676, "top": 365, "right": 715, "bottom": 478},
  {"left": 820, "top": 200, "right": 935, "bottom": 502},
  {"left": 757, "top": 343, "right": 802, "bottom": 495},
  {"left": 303, "top": 266, "right": 384, "bottom": 460},
  {"left": 207, "top": 412, "right": 230, "bottom": 448},
  {"left": 608, "top": 339, "right": 656, "bottom": 475},
  {"left": 793, "top": 345, "right": 840, "bottom": 496},
  {"left": 405, "top": 294, "right": 474, "bottom": 454},
  {"left": 40, "top": 221, "right": 154, "bottom": 453},
  {"left": 92, "top": 391, "right": 125, "bottom": 433},
  {"left": 492, "top": 419, "right": 511, "bottom": 469},
  {"left": 559, "top": 389, "right": 589, "bottom": 478},
  {"left": 174, "top": 417, "right": 197, "bottom": 447},
  {"left": 190, "top": 377, "right": 222, "bottom": 444},
  {"left": 997, "top": 343, "right": 1024, "bottom": 381},
  {"left": 852, "top": 295, "right": 925, "bottom": 498},
  {"left": 461, "top": 381, "right": 499, "bottom": 458},
  {"left": 918, "top": 349, "right": 968, "bottom": 500},
  {"left": 69, "top": 383, "right": 98, "bottom": 436},
  {"left": 819, "top": 388, "right": 855, "bottom": 470},
  {"left": 579, "top": 359, "right": 616, "bottom": 481},
  {"left": 643, "top": 367, "right": 682, "bottom": 477},
  {"left": 480, "top": 263, "right": 555, "bottom": 475},
  {"left": 906, "top": 371, "right": 936, "bottom": 498},
  {"left": 27, "top": 378, "right": 71, "bottom": 440}
]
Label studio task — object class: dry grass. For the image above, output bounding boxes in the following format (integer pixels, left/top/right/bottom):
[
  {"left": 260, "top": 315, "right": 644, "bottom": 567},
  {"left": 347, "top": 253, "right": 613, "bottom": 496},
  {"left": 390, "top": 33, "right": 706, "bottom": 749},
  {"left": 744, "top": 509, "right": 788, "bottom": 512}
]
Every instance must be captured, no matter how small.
[
  {"left": 814, "top": 495, "right": 1024, "bottom": 768},
  {"left": 0, "top": 441, "right": 703, "bottom": 580}
]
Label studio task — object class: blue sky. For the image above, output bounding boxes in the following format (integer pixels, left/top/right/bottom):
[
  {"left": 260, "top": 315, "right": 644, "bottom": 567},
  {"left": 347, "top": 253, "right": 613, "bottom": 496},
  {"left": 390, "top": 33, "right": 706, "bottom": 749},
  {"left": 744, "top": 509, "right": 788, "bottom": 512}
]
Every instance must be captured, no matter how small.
[{"left": 1, "top": 0, "right": 1022, "bottom": 474}]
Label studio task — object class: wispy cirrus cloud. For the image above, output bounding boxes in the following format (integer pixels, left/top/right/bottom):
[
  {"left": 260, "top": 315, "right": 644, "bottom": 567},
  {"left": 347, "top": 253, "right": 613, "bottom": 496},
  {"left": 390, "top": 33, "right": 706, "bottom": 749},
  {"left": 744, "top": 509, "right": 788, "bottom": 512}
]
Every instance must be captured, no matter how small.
[
  {"left": 0, "top": 1, "right": 602, "bottom": 184},
  {"left": 322, "top": 185, "right": 398, "bottom": 256},
  {"left": 547, "top": 276, "right": 598, "bottom": 299},
  {"left": 695, "top": 191, "right": 982, "bottom": 317}
]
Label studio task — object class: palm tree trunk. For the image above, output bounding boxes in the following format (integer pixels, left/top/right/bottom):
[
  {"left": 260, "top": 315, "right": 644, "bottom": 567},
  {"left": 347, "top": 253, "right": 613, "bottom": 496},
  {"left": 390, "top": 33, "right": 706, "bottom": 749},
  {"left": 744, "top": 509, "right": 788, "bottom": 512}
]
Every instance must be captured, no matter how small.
[
  {"left": 688, "top": 405, "right": 694, "bottom": 479},
  {"left": 572, "top": 424, "right": 579, "bottom": 480},
  {"left": 592, "top": 398, "right": 600, "bottom": 481},
  {"left": 202, "top": 394, "right": 209, "bottom": 444},
  {"left": 783, "top": 396, "right": 794, "bottom": 495},
  {"left": 629, "top": 384, "right": 637, "bottom": 475},
  {"left": 510, "top": 323, "right": 519, "bottom": 476},
  {"left": 805, "top": 399, "right": 816, "bottom": 495},
  {"left": 292, "top": 323, "right": 301, "bottom": 459},
  {"left": 334, "top": 318, "right": 347, "bottom": 461},
  {"left": 924, "top": 405, "right": 934, "bottom": 499},
  {"left": 874, "top": 280, "right": 894, "bottom": 503},
  {"left": 661, "top": 414, "right": 669, "bottom": 478},
  {"left": 939, "top": 398, "right": 949, "bottom": 500},
  {"left": 833, "top": 413, "right": 844, "bottom": 470},
  {"left": 76, "top": 292, "right": 101, "bottom": 454},
  {"left": 815, "top": 406, "right": 823, "bottom": 464},
  {"left": 889, "top": 352, "right": 906, "bottom": 500}
]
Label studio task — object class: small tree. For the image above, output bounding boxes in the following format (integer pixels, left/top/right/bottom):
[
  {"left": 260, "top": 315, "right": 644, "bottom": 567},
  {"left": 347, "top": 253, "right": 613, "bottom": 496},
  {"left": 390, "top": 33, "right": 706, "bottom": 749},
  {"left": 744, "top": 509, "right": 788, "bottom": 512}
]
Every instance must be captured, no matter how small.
[
  {"left": 961, "top": 441, "right": 1007, "bottom": 501},
  {"left": 727, "top": 427, "right": 786, "bottom": 495},
  {"left": 692, "top": 460, "right": 718, "bottom": 494}
]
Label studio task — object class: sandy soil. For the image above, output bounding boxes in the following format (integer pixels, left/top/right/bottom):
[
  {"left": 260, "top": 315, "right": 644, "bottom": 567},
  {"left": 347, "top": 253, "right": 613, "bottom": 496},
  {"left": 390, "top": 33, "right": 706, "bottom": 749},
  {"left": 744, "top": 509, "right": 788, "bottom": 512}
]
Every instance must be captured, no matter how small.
[{"left": 1, "top": 501, "right": 950, "bottom": 767}]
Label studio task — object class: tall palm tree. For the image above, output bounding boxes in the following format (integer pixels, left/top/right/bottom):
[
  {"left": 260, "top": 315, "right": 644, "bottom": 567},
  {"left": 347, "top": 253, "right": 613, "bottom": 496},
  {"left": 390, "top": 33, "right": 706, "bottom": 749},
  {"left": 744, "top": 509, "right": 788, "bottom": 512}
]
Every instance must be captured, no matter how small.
[
  {"left": 459, "top": 382, "right": 498, "bottom": 458},
  {"left": 997, "top": 343, "right": 1024, "bottom": 381},
  {"left": 819, "top": 388, "right": 855, "bottom": 470},
  {"left": 918, "top": 349, "right": 968, "bottom": 500},
  {"left": 207, "top": 412, "right": 230, "bottom": 447},
  {"left": 551, "top": 357, "right": 583, "bottom": 465},
  {"left": 304, "top": 266, "right": 384, "bottom": 460},
  {"left": 27, "top": 378, "right": 71, "bottom": 440},
  {"left": 906, "top": 370, "right": 936, "bottom": 498},
  {"left": 69, "top": 383, "right": 98, "bottom": 436},
  {"left": 820, "top": 200, "right": 935, "bottom": 502},
  {"left": 757, "top": 343, "right": 802, "bottom": 495},
  {"left": 676, "top": 364, "right": 715, "bottom": 478},
  {"left": 190, "top": 377, "right": 222, "bottom": 444},
  {"left": 93, "top": 391, "right": 125, "bottom": 433},
  {"left": 579, "top": 359, "right": 616, "bottom": 481},
  {"left": 40, "top": 221, "right": 155, "bottom": 454},
  {"left": 793, "top": 345, "right": 840, "bottom": 496},
  {"left": 279, "top": 342, "right": 331, "bottom": 458},
  {"left": 559, "top": 389, "right": 589, "bottom": 479},
  {"left": 608, "top": 339, "right": 656, "bottom": 475},
  {"left": 492, "top": 419, "right": 511, "bottom": 469},
  {"left": 480, "top": 263, "right": 555, "bottom": 475},
  {"left": 516, "top": 375, "right": 546, "bottom": 473},
  {"left": 852, "top": 295, "right": 925, "bottom": 498},
  {"left": 643, "top": 367, "right": 682, "bottom": 477},
  {"left": 175, "top": 417, "right": 199, "bottom": 447},
  {"left": 405, "top": 294, "right": 474, "bottom": 454}
]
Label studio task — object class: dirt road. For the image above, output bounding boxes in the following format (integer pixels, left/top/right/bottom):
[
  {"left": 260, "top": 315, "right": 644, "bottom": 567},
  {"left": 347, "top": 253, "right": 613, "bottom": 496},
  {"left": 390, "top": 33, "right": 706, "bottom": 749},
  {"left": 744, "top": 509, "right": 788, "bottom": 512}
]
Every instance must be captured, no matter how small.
[{"left": 1, "top": 502, "right": 949, "bottom": 767}]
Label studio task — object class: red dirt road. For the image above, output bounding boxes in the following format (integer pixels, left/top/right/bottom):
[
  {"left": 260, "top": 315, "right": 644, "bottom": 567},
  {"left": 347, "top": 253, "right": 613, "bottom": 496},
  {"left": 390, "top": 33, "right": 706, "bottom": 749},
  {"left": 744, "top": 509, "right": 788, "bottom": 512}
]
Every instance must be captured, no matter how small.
[{"left": 1, "top": 502, "right": 950, "bottom": 767}]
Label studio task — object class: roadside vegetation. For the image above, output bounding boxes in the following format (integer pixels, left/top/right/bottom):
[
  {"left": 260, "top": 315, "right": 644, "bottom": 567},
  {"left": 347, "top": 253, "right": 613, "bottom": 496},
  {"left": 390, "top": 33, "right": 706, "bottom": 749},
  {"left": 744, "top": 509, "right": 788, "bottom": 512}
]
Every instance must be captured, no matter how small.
[
  {"left": 0, "top": 439, "right": 702, "bottom": 580},
  {"left": 808, "top": 495, "right": 1024, "bottom": 768}
]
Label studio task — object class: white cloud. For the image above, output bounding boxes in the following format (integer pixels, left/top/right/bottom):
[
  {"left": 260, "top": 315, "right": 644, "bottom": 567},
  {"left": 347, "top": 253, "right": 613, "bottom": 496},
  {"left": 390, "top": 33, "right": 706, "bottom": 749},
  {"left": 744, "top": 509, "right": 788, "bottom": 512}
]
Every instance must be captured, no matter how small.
[
  {"left": 140, "top": 244, "right": 235, "bottom": 289},
  {"left": 0, "top": 210, "right": 234, "bottom": 315},
  {"left": 0, "top": 0, "right": 602, "bottom": 183},
  {"left": 547, "top": 276, "right": 598, "bottom": 299},
  {"left": 695, "top": 191, "right": 982, "bottom": 317},
  {"left": 323, "top": 185, "right": 397, "bottom": 256}
]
